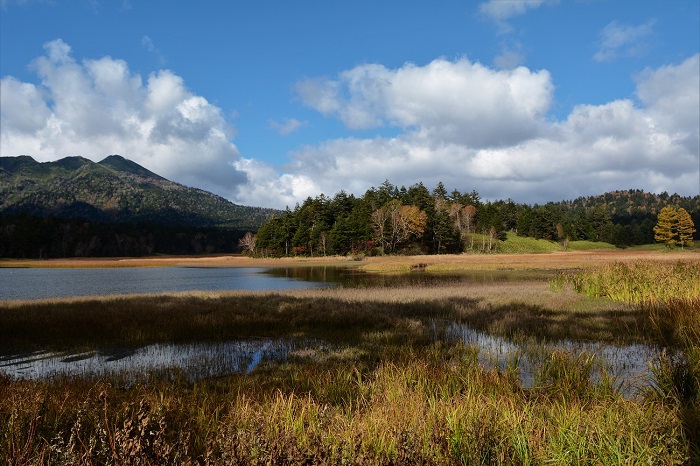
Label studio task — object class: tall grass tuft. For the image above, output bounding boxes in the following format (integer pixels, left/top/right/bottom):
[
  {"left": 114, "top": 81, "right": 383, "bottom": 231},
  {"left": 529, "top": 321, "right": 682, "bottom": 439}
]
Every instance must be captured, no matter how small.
[{"left": 565, "top": 260, "right": 700, "bottom": 304}]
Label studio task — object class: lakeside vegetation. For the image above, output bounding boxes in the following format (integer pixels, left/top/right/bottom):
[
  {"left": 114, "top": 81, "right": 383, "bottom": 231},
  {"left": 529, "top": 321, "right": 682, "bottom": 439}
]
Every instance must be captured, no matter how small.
[
  {"left": 254, "top": 182, "right": 699, "bottom": 257},
  {"left": 1, "top": 253, "right": 699, "bottom": 464}
]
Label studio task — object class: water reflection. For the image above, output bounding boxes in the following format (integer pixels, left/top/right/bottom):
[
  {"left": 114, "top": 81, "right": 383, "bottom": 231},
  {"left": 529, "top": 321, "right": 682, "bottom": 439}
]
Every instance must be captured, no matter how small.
[
  {"left": 265, "top": 266, "right": 555, "bottom": 287},
  {"left": 0, "top": 323, "right": 665, "bottom": 398},
  {"left": 442, "top": 322, "right": 662, "bottom": 396},
  {"left": 0, "top": 339, "right": 320, "bottom": 382}
]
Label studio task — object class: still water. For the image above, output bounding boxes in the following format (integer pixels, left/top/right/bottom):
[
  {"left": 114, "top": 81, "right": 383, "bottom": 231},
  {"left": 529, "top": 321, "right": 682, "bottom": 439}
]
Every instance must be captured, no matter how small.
[
  {"left": 0, "top": 266, "right": 329, "bottom": 300},
  {"left": 0, "top": 265, "right": 547, "bottom": 300},
  {"left": 0, "top": 339, "right": 321, "bottom": 382}
]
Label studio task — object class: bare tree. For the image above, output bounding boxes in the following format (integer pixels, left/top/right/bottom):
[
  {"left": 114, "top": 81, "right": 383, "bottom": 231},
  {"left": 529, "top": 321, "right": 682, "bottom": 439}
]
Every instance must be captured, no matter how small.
[{"left": 238, "top": 232, "right": 256, "bottom": 254}]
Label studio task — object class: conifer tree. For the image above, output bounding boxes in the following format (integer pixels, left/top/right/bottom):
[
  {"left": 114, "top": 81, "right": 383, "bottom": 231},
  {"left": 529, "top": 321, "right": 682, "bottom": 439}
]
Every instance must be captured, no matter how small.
[
  {"left": 653, "top": 206, "right": 677, "bottom": 246},
  {"left": 676, "top": 207, "right": 696, "bottom": 248}
]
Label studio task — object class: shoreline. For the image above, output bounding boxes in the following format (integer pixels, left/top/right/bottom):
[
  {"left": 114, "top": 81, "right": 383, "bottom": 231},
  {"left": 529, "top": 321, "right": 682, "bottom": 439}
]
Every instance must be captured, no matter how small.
[{"left": 1, "top": 248, "right": 698, "bottom": 271}]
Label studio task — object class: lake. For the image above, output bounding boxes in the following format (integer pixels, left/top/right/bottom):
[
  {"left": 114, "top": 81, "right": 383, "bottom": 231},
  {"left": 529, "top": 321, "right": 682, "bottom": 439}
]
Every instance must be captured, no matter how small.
[
  {"left": 0, "top": 265, "right": 548, "bottom": 300},
  {"left": 0, "top": 266, "right": 330, "bottom": 300}
]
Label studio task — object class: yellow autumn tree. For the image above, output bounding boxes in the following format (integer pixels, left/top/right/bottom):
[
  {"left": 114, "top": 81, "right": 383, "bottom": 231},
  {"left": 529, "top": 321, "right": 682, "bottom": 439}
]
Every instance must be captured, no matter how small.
[
  {"left": 653, "top": 206, "right": 696, "bottom": 248},
  {"left": 654, "top": 206, "right": 677, "bottom": 247},
  {"left": 676, "top": 207, "right": 696, "bottom": 249}
]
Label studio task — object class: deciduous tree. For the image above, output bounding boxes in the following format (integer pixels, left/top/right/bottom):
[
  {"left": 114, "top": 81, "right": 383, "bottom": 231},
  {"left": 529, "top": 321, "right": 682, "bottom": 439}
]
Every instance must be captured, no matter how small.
[
  {"left": 653, "top": 206, "right": 677, "bottom": 247},
  {"left": 371, "top": 200, "right": 427, "bottom": 254},
  {"left": 238, "top": 231, "right": 256, "bottom": 254},
  {"left": 676, "top": 207, "right": 696, "bottom": 248}
]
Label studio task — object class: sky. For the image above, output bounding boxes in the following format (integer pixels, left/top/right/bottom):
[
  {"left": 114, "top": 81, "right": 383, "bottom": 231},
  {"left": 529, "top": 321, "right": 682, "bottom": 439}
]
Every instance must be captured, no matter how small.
[{"left": 1, "top": 0, "right": 699, "bottom": 209}]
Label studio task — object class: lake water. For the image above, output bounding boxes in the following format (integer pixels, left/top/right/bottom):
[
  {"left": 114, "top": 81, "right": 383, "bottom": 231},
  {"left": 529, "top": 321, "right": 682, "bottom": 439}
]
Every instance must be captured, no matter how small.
[
  {"left": 0, "top": 265, "right": 547, "bottom": 300},
  {"left": 0, "top": 322, "right": 662, "bottom": 397},
  {"left": 443, "top": 323, "right": 662, "bottom": 396},
  {"left": 0, "top": 266, "right": 329, "bottom": 300}
]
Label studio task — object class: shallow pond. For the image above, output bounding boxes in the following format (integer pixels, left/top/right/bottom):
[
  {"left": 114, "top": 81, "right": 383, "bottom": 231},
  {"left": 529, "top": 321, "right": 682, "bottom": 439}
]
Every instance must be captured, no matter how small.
[{"left": 0, "top": 323, "right": 665, "bottom": 397}]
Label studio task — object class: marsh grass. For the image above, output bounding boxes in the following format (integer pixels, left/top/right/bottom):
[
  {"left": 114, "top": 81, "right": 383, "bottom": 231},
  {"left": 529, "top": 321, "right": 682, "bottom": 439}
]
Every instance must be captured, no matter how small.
[
  {"left": 562, "top": 260, "right": 700, "bottom": 462},
  {"left": 0, "top": 282, "right": 642, "bottom": 353},
  {"left": 2, "top": 262, "right": 699, "bottom": 464},
  {"left": 1, "top": 344, "right": 690, "bottom": 465},
  {"left": 563, "top": 260, "right": 700, "bottom": 304}
]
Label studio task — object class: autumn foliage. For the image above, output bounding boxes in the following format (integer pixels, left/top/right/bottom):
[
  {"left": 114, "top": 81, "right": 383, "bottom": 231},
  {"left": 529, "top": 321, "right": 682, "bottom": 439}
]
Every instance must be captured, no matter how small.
[{"left": 654, "top": 206, "right": 696, "bottom": 248}]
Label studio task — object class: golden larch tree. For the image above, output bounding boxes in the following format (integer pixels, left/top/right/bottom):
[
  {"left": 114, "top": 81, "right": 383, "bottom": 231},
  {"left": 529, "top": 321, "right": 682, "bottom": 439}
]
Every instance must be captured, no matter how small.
[
  {"left": 653, "top": 206, "right": 678, "bottom": 246},
  {"left": 675, "top": 208, "right": 696, "bottom": 248}
]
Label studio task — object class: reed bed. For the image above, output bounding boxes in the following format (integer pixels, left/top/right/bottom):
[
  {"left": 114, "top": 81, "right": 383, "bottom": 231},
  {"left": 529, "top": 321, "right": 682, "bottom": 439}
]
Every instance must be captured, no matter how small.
[
  {"left": 560, "top": 260, "right": 700, "bottom": 460},
  {"left": 2, "top": 258, "right": 700, "bottom": 464},
  {"left": 0, "top": 344, "right": 691, "bottom": 465}
]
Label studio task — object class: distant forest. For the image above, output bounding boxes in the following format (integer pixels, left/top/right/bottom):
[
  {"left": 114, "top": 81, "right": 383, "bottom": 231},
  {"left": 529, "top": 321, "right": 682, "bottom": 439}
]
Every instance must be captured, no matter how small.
[
  {"left": 2, "top": 184, "right": 698, "bottom": 259},
  {"left": 0, "top": 213, "right": 248, "bottom": 259},
  {"left": 255, "top": 182, "right": 700, "bottom": 256}
]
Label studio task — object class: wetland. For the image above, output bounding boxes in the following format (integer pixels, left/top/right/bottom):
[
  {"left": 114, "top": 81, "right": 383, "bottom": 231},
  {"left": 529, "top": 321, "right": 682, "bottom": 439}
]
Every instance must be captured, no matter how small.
[{"left": 1, "top": 251, "right": 698, "bottom": 464}]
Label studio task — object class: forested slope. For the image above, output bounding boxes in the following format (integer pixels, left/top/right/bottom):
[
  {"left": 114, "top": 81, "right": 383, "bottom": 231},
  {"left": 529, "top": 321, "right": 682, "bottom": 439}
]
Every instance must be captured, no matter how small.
[{"left": 0, "top": 155, "right": 279, "bottom": 258}]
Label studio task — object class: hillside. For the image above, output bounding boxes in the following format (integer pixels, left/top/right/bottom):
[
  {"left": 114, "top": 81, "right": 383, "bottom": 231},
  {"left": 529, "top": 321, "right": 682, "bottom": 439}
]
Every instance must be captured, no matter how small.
[
  {"left": 0, "top": 155, "right": 279, "bottom": 258},
  {"left": 0, "top": 155, "right": 277, "bottom": 229}
]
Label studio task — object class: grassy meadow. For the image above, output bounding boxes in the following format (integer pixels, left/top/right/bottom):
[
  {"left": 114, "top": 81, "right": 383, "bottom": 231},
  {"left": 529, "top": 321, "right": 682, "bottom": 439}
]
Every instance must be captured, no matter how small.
[{"left": 1, "top": 250, "right": 699, "bottom": 464}]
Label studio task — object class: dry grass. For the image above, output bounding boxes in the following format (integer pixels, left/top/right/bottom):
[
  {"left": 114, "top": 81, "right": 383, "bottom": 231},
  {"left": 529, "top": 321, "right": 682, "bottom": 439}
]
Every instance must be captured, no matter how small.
[
  {"left": 1, "top": 344, "right": 691, "bottom": 465},
  {"left": 2, "top": 252, "right": 699, "bottom": 464},
  {"left": 2, "top": 248, "right": 698, "bottom": 270}
]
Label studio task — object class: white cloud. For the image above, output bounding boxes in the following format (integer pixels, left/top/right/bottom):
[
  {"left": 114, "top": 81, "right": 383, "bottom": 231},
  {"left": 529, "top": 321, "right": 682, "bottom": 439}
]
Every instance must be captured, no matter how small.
[
  {"left": 0, "top": 39, "right": 247, "bottom": 199},
  {"left": 594, "top": 20, "right": 656, "bottom": 62},
  {"left": 2, "top": 40, "right": 697, "bottom": 211},
  {"left": 480, "top": 0, "right": 558, "bottom": 33},
  {"left": 142, "top": 35, "right": 166, "bottom": 65},
  {"left": 236, "top": 54, "right": 699, "bottom": 208},
  {"left": 493, "top": 45, "right": 526, "bottom": 69},
  {"left": 269, "top": 117, "right": 307, "bottom": 136},
  {"left": 480, "top": 0, "right": 550, "bottom": 21},
  {"left": 295, "top": 58, "right": 553, "bottom": 148}
]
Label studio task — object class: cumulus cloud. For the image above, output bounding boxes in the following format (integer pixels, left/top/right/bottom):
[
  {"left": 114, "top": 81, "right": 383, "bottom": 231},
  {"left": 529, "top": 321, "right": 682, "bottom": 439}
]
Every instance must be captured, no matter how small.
[
  {"left": 594, "top": 20, "right": 656, "bottom": 62},
  {"left": 295, "top": 58, "right": 553, "bottom": 148},
  {"left": 2, "top": 39, "right": 697, "bottom": 211},
  {"left": 235, "top": 54, "right": 699, "bottom": 208},
  {"left": 0, "top": 39, "right": 247, "bottom": 198}
]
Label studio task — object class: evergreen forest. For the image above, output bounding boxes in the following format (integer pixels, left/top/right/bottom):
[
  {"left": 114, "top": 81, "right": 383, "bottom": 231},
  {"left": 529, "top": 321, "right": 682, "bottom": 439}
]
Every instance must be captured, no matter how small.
[{"left": 255, "top": 181, "right": 700, "bottom": 257}]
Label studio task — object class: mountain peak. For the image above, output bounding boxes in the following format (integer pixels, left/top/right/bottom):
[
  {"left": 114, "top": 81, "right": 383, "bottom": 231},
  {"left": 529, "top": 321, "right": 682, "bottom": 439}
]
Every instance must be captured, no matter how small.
[{"left": 99, "top": 155, "right": 166, "bottom": 180}]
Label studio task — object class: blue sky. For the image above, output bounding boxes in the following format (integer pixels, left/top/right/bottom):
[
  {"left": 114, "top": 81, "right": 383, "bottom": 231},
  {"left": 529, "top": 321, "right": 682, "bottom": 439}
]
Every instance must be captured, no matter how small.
[{"left": 1, "top": 0, "right": 698, "bottom": 208}]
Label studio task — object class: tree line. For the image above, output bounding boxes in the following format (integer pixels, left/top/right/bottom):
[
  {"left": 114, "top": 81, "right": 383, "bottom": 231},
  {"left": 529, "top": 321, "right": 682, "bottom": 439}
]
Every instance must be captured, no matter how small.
[
  {"left": 252, "top": 182, "right": 699, "bottom": 257},
  {"left": 0, "top": 213, "right": 247, "bottom": 258}
]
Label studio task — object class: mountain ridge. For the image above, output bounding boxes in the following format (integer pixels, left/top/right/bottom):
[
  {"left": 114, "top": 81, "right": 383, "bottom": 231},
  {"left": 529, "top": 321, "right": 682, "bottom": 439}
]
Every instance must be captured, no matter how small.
[{"left": 0, "top": 154, "right": 278, "bottom": 230}]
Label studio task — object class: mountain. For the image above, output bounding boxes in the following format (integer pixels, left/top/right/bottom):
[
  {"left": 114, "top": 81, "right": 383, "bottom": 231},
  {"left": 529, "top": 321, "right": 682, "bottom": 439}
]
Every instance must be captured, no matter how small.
[{"left": 0, "top": 155, "right": 278, "bottom": 230}]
